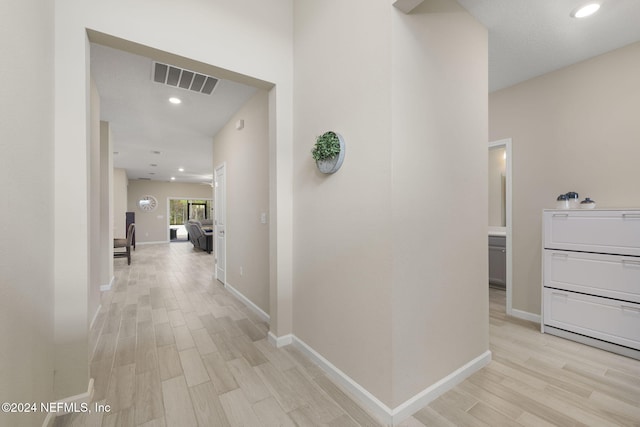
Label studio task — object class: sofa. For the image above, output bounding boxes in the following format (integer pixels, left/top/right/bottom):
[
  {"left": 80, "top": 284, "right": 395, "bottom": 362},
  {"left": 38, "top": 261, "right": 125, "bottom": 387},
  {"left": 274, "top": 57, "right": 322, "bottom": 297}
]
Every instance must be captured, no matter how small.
[{"left": 185, "top": 220, "right": 213, "bottom": 253}]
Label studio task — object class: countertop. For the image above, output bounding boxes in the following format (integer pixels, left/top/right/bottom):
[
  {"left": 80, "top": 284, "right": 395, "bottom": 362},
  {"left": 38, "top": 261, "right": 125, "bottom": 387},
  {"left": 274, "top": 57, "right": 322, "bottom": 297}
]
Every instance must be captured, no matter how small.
[{"left": 488, "top": 226, "right": 506, "bottom": 237}]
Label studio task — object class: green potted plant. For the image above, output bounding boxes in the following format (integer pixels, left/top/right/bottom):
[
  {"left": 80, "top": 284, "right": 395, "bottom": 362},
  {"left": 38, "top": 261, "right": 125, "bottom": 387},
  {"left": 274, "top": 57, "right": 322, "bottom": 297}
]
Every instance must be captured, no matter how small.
[{"left": 311, "top": 131, "right": 345, "bottom": 174}]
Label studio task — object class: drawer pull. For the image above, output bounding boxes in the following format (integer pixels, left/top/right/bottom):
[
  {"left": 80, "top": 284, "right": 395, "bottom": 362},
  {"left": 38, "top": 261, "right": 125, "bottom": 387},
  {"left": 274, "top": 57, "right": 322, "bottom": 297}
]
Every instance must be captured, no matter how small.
[
  {"left": 552, "top": 213, "right": 569, "bottom": 217},
  {"left": 552, "top": 252, "right": 569, "bottom": 258},
  {"left": 621, "top": 259, "right": 640, "bottom": 266},
  {"left": 622, "top": 213, "right": 640, "bottom": 219},
  {"left": 552, "top": 291, "right": 568, "bottom": 298},
  {"left": 621, "top": 305, "right": 640, "bottom": 313}
]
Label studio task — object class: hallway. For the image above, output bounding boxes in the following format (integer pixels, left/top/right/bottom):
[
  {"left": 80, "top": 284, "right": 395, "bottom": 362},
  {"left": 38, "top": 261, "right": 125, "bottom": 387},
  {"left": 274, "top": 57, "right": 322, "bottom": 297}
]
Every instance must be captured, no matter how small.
[
  {"left": 56, "top": 243, "right": 640, "bottom": 426},
  {"left": 56, "top": 243, "right": 383, "bottom": 426}
]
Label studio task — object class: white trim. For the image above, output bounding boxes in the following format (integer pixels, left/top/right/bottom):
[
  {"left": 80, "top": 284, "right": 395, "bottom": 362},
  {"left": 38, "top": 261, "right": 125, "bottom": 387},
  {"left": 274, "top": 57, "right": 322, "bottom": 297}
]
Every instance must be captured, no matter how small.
[
  {"left": 224, "top": 281, "right": 270, "bottom": 323},
  {"left": 41, "top": 378, "right": 94, "bottom": 426},
  {"left": 267, "top": 331, "right": 293, "bottom": 348},
  {"left": 489, "top": 138, "right": 513, "bottom": 316},
  {"left": 100, "top": 275, "right": 114, "bottom": 292},
  {"left": 292, "top": 336, "right": 492, "bottom": 426},
  {"left": 89, "top": 304, "right": 102, "bottom": 331},
  {"left": 511, "top": 309, "right": 541, "bottom": 324},
  {"left": 391, "top": 350, "right": 492, "bottom": 424},
  {"left": 214, "top": 162, "right": 227, "bottom": 284},
  {"left": 292, "top": 336, "right": 393, "bottom": 423}
]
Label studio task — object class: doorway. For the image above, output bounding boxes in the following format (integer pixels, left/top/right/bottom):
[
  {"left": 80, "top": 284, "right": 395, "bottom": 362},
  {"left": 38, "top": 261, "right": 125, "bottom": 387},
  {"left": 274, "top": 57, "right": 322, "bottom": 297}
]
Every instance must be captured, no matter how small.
[
  {"left": 489, "top": 138, "right": 512, "bottom": 315},
  {"left": 169, "top": 198, "right": 213, "bottom": 241},
  {"left": 86, "top": 29, "right": 288, "bottom": 339}
]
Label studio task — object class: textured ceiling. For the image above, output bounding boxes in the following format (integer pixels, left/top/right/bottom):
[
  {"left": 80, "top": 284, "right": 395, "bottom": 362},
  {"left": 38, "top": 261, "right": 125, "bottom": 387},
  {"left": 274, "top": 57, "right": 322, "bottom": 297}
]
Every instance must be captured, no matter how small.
[{"left": 456, "top": 0, "right": 640, "bottom": 91}]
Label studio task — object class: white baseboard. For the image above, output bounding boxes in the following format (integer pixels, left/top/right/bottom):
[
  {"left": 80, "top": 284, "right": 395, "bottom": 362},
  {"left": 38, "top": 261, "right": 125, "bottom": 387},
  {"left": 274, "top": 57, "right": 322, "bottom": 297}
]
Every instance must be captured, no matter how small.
[
  {"left": 268, "top": 332, "right": 293, "bottom": 348},
  {"left": 224, "top": 281, "right": 270, "bottom": 323},
  {"left": 293, "top": 336, "right": 492, "bottom": 426},
  {"left": 41, "top": 378, "right": 94, "bottom": 427},
  {"left": 511, "top": 308, "right": 541, "bottom": 324},
  {"left": 292, "top": 336, "right": 393, "bottom": 424},
  {"left": 390, "top": 350, "right": 492, "bottom": 424},
  {"left": 136, "top": 241, "right": 168, "bottom": 246},
  {"left": 100, "top": 276, "right": 114, "bottom": 292}
]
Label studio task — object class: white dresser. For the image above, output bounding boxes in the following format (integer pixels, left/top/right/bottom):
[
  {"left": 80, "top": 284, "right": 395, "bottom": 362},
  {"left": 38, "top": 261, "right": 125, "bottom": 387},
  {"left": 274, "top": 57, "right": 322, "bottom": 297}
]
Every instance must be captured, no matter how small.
[{"left": 542, "top": 209, "right": 640, "bottom": 359}]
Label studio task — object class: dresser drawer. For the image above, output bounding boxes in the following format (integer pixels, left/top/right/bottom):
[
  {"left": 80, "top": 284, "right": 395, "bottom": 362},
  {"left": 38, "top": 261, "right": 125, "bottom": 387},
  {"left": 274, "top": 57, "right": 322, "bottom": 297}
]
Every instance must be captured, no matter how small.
[
  {"left": 543, "top": 289, "right": 640, "bottom": 350},
  {"left": 543, "top": 210, "right": 640, "bottom": 256},
  {"left": 544, "top": 250, "right": 640, "bottom": 303}
]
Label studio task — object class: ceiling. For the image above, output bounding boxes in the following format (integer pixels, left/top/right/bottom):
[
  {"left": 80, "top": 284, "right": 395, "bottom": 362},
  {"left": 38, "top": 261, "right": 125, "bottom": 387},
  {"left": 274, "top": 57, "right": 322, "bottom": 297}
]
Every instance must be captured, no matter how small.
[
  {"left": 90, "top": 44, "right": 257, "bottom": 184},
  {"left": 91, "top": 1, "right": 640, "bottom": 183},
  {"left": 456, "top": 0, "right": 640, "bottom": 91}
]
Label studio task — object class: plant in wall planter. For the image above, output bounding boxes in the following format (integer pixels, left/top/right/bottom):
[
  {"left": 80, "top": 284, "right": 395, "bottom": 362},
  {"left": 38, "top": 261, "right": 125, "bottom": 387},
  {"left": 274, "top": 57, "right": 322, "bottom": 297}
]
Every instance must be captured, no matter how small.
[{"left": 311, "top": 131, "right": 345, "bottom": 174}]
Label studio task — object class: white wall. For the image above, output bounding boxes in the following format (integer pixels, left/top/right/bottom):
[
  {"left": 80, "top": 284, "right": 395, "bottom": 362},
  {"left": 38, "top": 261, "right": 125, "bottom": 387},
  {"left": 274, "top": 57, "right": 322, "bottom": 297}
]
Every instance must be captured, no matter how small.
[
  {"left": 89, "top": 78, "right": 102, "bottom": 329},
  {"left": 53, "top": 29, "right": 90, "bottom": 400},
  {"left": 127, "top": 181, "right": 213, "bottom": 243},
  {"left": 490, "top": 41, "right": 640, "bottom": 316},
  {"left": 293, "top": 0, "right": 395, "bottom": 406},
  {"left": 101, "top": 122, "right": 114, "bottom": 289},
  {"left": 54, "top": 0, "right": 294, "bottom": 396},
  {"left": 293, "top": 0, "right": 488, "bottom": 412},
  {"left": 213, "top": 91, "right": 270, "bottom": 315},
  {"left": 0, "top": 0, "right": 55, "bottom": 425},
  {"left": 390, "top": 1, "right": 489, "bottom": 405}
]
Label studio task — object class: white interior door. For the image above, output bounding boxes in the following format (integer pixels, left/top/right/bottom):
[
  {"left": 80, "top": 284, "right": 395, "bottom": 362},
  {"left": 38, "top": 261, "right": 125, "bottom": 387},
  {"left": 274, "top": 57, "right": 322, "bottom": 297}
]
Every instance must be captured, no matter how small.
[{"left": 215, "top": 163, "right": 226, "bottom": 284}]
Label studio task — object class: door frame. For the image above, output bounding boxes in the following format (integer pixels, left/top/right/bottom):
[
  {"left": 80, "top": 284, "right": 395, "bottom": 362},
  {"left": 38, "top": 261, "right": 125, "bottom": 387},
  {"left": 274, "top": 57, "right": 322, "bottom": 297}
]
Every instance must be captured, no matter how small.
[
  {"left": 166, "top": 196, "right": 213, "bottom": 242},
  {"left": 489, "top": 138, "right": 513, "bottom": 316},
  {"left": 214, "top": 162, "right": 227, "bottom": 284}
]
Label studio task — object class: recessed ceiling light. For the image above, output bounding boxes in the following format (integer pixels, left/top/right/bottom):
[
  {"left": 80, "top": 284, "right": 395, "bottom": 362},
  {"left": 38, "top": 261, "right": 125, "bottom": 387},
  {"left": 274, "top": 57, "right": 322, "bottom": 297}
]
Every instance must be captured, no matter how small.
[
  {"left": 571, "top": 2, "right": 601, "bottom": 18},
  {"left": 178, "top": 168, "right": 184, "bottom": 172},
  {"left": 170, "top": 177, "right": 176, "bottom": 181},
  {"left": 169, "top": 97, "right": 182, "bottom": 104}
]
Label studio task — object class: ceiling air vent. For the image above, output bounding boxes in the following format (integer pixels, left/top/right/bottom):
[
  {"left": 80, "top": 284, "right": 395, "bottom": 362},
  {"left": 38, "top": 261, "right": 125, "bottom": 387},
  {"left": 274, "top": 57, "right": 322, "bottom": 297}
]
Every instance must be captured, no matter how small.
[{"left": 153, "top": 62, "right": 219, "bottom": 95}]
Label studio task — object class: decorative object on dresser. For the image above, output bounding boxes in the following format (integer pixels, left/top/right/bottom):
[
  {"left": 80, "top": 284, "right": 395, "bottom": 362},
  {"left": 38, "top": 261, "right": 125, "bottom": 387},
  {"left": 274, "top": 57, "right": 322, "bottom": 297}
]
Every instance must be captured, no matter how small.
[{"left": 542, "top": 209, "right": 640, "bottom": 359}]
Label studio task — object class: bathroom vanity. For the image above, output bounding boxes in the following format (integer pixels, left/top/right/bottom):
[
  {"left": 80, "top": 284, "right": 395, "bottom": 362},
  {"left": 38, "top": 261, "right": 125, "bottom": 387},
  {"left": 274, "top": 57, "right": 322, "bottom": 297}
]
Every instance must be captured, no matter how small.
[{"left": 489, "top": 231, "right": 506, "bottom": 288}]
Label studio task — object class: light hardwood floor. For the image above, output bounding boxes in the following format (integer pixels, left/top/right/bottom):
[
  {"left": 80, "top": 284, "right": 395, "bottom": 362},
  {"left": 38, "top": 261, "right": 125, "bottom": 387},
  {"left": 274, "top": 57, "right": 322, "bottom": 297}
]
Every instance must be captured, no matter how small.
[{"left": 56, "top": 243, "right": 640, "bottom": 426}]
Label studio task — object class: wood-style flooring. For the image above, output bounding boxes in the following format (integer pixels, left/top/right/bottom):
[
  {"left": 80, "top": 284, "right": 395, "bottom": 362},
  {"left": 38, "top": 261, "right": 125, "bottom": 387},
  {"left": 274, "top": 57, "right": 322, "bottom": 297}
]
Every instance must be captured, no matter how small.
[{"left": 56, "top": 243, "right": 640, "bottom": 426}]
